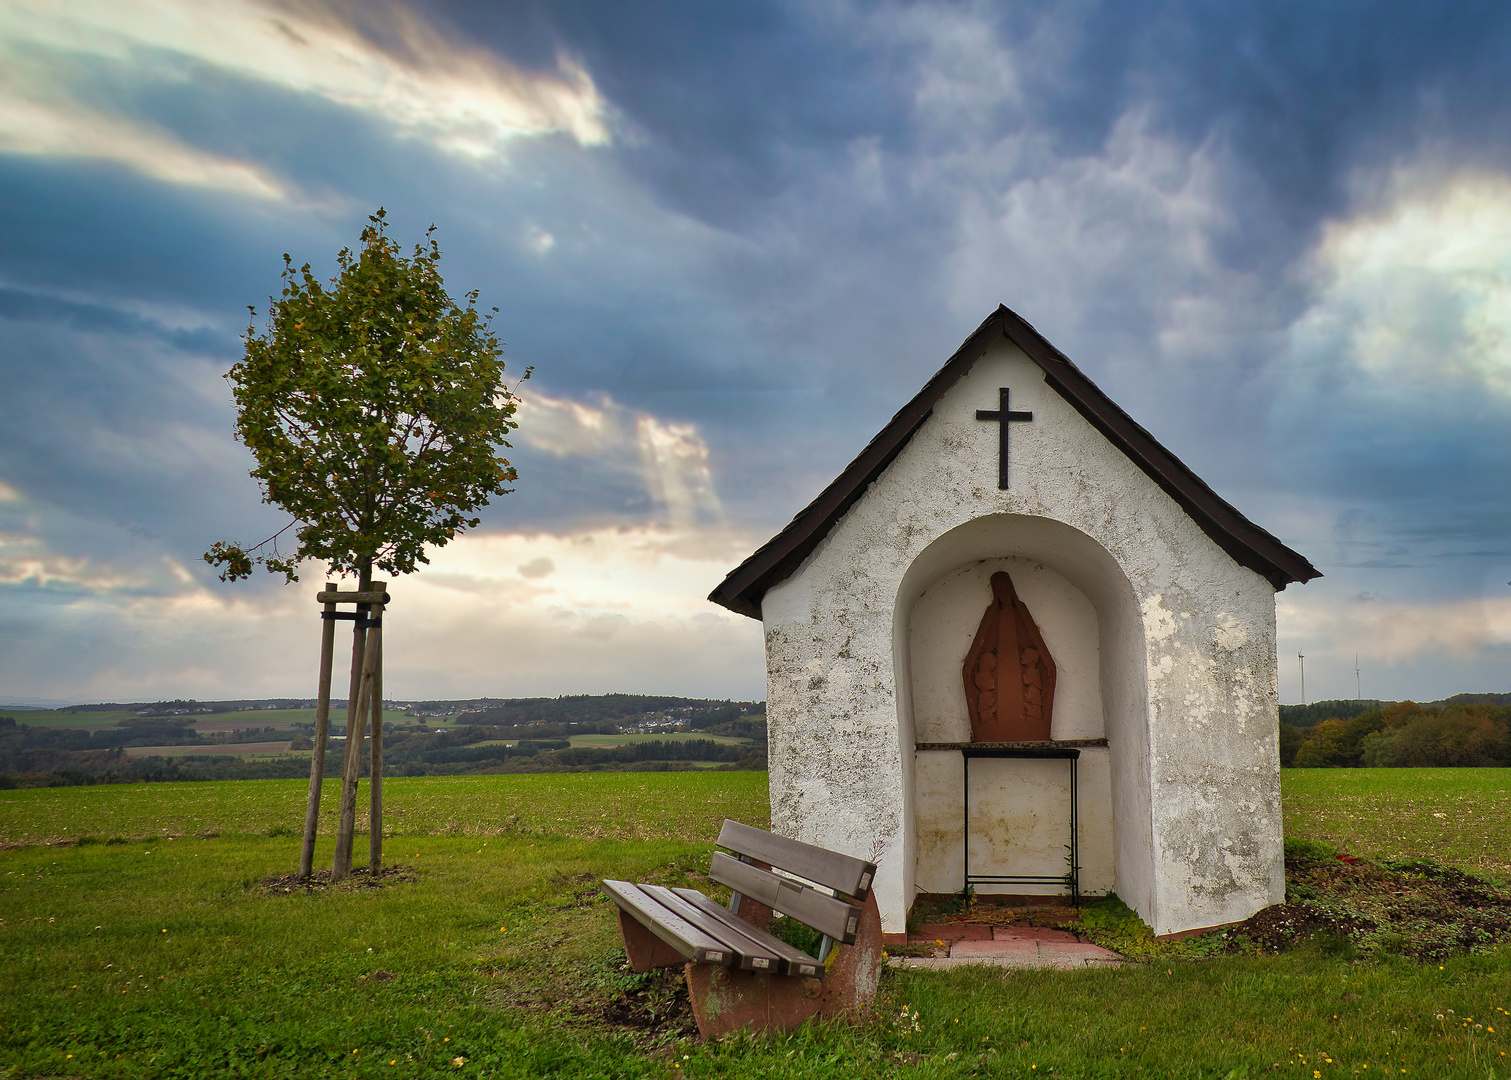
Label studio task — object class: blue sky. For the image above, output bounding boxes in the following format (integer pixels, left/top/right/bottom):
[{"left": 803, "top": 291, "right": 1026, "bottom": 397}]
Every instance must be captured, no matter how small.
[{"left": 3, "top": 0, "right": 1511, "bottom": 705}]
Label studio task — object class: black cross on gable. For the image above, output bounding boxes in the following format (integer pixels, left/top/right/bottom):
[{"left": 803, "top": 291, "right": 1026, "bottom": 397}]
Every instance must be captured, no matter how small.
[{"left": 976, "top": 387, "right": 1033, "bottom": 489}]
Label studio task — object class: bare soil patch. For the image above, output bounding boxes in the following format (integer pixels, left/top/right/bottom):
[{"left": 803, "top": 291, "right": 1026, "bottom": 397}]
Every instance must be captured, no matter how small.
[
  {"left": 262, "top": 864, "right": 418, "bottom": 894},
  {"left": 596, "top": 963, "right": 695, "bottom": 1038},
  {"left": 1230, "top": 854, "right": 1511, "bottom": 960}
]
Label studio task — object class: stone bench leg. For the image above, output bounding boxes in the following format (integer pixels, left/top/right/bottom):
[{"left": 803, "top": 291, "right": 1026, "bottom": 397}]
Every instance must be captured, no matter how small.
[{"left": 686, "top": 891, "right": 883, "bottom": 1039}]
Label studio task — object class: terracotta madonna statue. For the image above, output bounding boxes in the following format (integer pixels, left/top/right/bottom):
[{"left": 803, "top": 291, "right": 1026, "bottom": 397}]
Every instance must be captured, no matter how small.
[{"left": 962, "top": 571, "right": 1057, "bottom": 742}]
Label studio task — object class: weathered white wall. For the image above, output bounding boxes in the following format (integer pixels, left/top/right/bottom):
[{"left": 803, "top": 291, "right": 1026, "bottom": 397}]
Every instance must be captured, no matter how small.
[
  {"left": 760, "top": 338, "right": 1284, "bottom": 936},
  {"left": 913, "top": 747, "right": 1115, "bottom": 896}
]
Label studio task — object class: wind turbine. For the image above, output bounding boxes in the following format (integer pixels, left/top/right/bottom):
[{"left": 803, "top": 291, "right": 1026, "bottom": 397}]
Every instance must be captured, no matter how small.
[
  {"left": 1298, "top": 651, "right": 1306, "bottom": 706},
  {"left": 1355, "top": 656, "right": 1361, "bottom": 701}
]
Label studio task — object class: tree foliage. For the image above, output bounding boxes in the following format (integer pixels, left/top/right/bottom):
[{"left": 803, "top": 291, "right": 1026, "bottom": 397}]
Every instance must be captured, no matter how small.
[
  {"left": 206, "top": 210, "right": 527, "bottom": 583},
  {"left": 1285, "top": 701, "right": 1511, "bottom": 768}
]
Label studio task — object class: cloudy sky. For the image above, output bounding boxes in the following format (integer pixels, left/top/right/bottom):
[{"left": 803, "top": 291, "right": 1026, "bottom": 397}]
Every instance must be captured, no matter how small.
[{"left": 3, "top": 0, "right": 1511, "bottom": 706}]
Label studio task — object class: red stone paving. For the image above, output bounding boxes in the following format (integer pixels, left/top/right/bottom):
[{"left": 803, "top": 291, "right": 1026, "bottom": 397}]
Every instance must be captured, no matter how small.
[
  {"left": 992, "top": 925, "right": 1082, "bottom": 942},
  {"left": 951, "top": 938, "right": 1039, "bottom": 956},
  {"left": 885, "top": 912, "right": 1124, "bottom": 969},
  {"left": 950, "top": 935, "right": 1121, "bottom": 961},
  {"left": 913, "top": 922, "right": 992, "bottom": 940}
]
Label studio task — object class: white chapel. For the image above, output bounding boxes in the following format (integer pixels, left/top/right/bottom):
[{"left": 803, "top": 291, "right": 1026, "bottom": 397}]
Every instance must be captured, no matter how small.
[{"left": 709, "top": 305, "right": 1319, "bottom": 937}]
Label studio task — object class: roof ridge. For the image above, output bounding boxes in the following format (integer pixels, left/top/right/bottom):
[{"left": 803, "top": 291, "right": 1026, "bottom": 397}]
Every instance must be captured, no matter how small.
[{"left": 709, "top": 305, "right": 1318, "bottom": 619}]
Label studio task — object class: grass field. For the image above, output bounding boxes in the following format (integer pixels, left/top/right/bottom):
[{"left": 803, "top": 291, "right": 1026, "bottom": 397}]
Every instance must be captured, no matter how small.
[
  {"left": 121, "top": 742, "right": 296, "bottom": 759},
  {"left": 1282, "top": 768, "right": 1511, "bottom": 877},
  {"left": 0, "top": 772, "right": 771, "bottom": 848},
  {"left": 0, "top": 708, "right": 141, "bottom": 729},
  {"left": 1, "top": 769, "right": 1509, "bottom": 1078}
]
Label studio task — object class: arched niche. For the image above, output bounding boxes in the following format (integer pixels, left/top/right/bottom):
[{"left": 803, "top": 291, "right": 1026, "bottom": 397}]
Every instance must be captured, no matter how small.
[{"left": 890, "top": 514, "right": 1154, "bottom": 915}]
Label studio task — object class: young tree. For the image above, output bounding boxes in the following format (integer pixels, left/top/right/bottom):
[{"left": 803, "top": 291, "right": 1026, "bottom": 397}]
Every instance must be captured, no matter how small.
[
  {"left": 207, "top": 209, "right": 528, "bottom": 878},
  {"left": 207, "top": 209, "right": 526, "bottom": 587}
]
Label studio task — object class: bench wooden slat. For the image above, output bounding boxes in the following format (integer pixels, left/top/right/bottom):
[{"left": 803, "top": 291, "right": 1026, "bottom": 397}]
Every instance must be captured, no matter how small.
[
  {"left": 638, "top": 885, "right": 784, "bottom": 974},
  {"left": 671, "top": 888, "right": 824, "bottom": 978},
  {"left": 600, "top": 880, "right": 734, "bottom": 966},
  {"left": 709, "top": 851, "right": 863, "bottom": 943},
  {"left": 716, "top": 819, "right": 877, "bottom": 899}
]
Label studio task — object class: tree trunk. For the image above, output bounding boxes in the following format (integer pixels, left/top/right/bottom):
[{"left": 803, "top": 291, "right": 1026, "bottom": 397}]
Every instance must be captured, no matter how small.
[
  {"left": 331, "top": 562, "right": 373, "bottom": 880},
  {"left": 299, "top": 581, "right": 338, "bottom": 878}
]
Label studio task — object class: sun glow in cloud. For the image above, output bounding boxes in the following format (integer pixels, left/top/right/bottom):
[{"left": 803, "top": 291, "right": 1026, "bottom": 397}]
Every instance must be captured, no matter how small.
[
  {"left": 1292, "top": 171, "right": 1511, "bottom": 396},
  {"left": 0, "top": 0, "right": 609, "bottom": 198},
  {"left": 0, "top": 384, "right": 753, "bottom": 701},
  {"left": 516, "top": 390, "right": 725, "bottom": 526},
  {"left": 1279, "top": 589, "right": 1511, "bottom": 666},
  {"left": 0, "top": 70, "right": 291, "bottom": 200},
  {"left": 0, "top": 532, "right": 152, "bottom": 592},
  {"left": 0, "top": 524, "right": 765, "bottom": 701}
]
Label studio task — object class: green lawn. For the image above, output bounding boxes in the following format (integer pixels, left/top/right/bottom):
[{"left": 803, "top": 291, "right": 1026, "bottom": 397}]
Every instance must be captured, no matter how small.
[
  {"left": 1283, "top": 767, "right": 1511, "bottom": 878},
  {"left": 0, "top": 708, "right": 142, "bottom": 730},
  {"left": 2, "top": 769, "right": 1509, "bottom": 1078}
]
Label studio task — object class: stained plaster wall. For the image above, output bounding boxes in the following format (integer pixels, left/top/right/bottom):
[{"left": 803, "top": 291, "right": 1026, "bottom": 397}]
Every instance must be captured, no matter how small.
[
  {"left": 910, "top": 558, "right": 1114, "bottom": 896},
  {"left": 759, "top": 338, "right": 1284, "bottom": 936}
]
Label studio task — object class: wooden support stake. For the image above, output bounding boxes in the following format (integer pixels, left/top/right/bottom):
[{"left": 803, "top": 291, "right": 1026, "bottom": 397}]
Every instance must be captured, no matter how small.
[
  {"left": 367, "top": 599, "right": 385, "bottom": 876},
  {"left": 335, "top": 662, "right": 373, "bottom": 878},
  {"left": 299, "top": 581, "right": 338, "bottom": 878},
  {"left": 316, "top": 589, "right": 391, "bottom": 605},
  {"left": 331, "top": 576, "right": 381, "bottom": 880}
]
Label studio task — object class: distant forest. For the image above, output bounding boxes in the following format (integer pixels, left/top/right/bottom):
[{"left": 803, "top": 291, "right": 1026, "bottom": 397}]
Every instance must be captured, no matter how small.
[{"left": 1280, "top": 697, "right": 1511, "bottom": 768}]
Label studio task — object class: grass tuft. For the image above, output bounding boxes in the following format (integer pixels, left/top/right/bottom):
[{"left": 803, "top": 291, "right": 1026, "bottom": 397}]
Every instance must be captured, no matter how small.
[{"left": 1284, "top": 836, "right": 1339, "bottom": 870}]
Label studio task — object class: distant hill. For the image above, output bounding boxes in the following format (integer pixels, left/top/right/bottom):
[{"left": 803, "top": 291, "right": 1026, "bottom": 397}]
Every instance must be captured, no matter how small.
[
  {"left": 456, "top": 694, "right": 762, "bottom": 729},
  {"left": 7, "top": 694, "right": 764, "bottom": 723},
  {"left": 1279, "top": 700, "right": 1389, "bottom": 728},
  {"left": 1426, "top": 692, "right": 1511, "bottom": 708},
  {"left": 1281, "top": 692, "right": 1511, "bottom": 728},
  {"left": 36, "top": 698, "right": 317, "bottom": 715},
  {"left": 0, "top": 692, "right": 770, "bottom": 789}
]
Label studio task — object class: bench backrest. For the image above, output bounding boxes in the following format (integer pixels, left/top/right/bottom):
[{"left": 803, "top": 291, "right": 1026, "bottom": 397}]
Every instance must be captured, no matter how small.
[
  {"left": 709, "top": 820, "right": 878, "bottom": 945},
  {"left": 715, "top": 819, "right": 876, "bottom": 900}
]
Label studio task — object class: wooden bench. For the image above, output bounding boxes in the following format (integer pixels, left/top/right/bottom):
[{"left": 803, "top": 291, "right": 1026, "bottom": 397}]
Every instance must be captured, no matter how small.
[{"left": 602, "top": 819, "right": 883, "bottom": 1038}]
